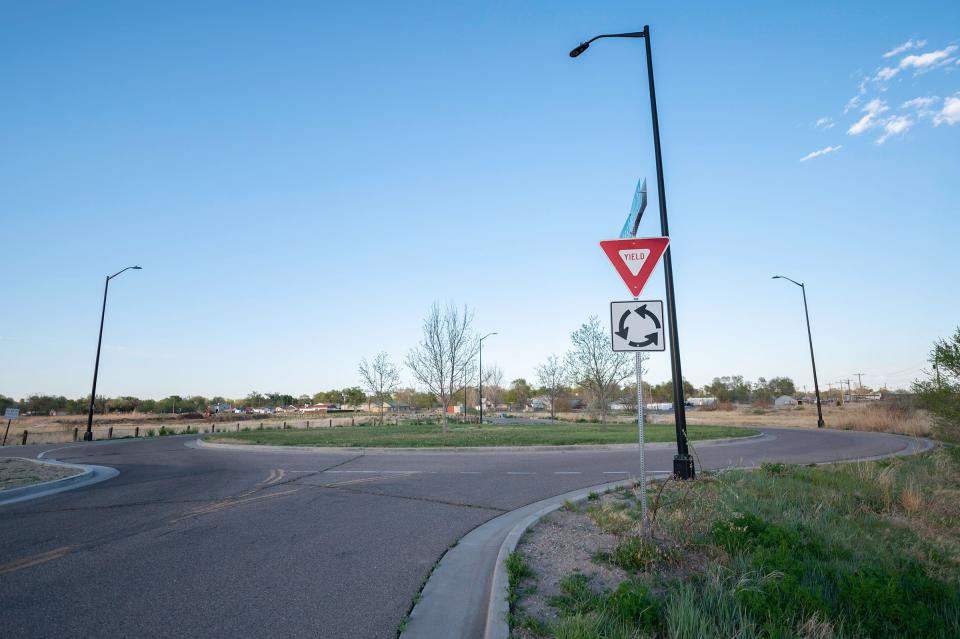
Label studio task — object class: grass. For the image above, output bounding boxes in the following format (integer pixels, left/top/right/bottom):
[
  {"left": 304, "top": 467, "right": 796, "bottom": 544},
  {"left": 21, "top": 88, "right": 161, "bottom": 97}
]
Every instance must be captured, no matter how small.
[
  {"left": 515, "top": 446, "right": 960, "bottom": 638},
  {"left": 204, "top": 421, "right": 754, "bottom": 448}
]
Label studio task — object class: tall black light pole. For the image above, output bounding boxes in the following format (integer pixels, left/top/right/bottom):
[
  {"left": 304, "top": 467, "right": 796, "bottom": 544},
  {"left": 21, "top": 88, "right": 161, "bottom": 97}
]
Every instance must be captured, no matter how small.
[
  {"left": 571, "top": 25, "right": 694, "bottom": 479},
  {"left": 478, "top": 332, "right": 497, "bottom": 424},
  {"left": 85, "top": 266, "right": 142, "bottom": 441},
  {"left": 773, "top": 275, "right": 825, "bottom": 428}
]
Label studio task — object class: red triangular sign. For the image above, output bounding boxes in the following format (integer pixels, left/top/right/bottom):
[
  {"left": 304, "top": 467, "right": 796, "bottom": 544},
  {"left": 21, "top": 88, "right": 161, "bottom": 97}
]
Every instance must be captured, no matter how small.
[{"left": 600, "top": 237, "right": 670, "bottom": 297}]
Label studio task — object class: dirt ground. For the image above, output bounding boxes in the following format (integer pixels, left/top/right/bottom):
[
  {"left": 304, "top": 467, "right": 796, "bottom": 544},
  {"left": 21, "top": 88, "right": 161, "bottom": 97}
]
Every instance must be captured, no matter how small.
[
  {"left": 0, "top": 457, "right": 81, "bottom": 490},
  {"left": 514, "top": 496, "right": 630, "bottom": 631}
]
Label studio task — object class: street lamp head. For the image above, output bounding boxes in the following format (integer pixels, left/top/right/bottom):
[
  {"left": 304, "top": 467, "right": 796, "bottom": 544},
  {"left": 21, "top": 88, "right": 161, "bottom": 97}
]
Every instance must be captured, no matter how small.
[
  {"left": 569, "top": 42, "right": 589, "bottom": 57},
  {"left": 772, "top": 275, "right": 781, "bottom": 280},
  {"left": 132, "top": 266, "right": 142, "bottom": 270}
]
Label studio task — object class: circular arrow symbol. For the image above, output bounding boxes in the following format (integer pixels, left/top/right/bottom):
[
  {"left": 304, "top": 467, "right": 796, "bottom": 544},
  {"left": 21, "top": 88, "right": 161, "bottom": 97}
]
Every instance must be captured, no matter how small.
[{"left": 614, "top": 304, "right": 661, "bottom": 347}]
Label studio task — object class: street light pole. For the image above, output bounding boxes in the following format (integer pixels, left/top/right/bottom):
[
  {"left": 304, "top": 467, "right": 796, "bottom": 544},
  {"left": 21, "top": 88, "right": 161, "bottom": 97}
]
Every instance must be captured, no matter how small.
[
  {"left": 85, "top": 266, "right": 142, "bottom": 441},
  {"left": 773, "top": 275, "right": 825, "bottom": 428},
  {"left": 570, "top": 25, "right": 694, "bottom": 479},
  {"left": 478, "top": 332, "right": 497, "bottom": 424}
]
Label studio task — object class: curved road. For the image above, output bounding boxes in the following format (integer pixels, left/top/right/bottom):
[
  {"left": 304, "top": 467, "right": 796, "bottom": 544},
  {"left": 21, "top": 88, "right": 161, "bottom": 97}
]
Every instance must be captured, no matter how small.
[{"left": 0, "top": 428, "right": 923, "bottom": 638}]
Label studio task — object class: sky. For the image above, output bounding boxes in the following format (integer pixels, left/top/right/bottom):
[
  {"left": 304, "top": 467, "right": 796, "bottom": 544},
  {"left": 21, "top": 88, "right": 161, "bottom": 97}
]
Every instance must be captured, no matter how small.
[{"left": 1, "top": 1, "right": 958, "bottom": 400}]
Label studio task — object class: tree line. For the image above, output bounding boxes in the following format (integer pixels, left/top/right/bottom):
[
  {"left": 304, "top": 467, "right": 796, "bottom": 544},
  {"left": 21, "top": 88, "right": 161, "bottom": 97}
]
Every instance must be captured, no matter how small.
[{"left": 3, "top": 303, "right": 826, "bottom": 422}]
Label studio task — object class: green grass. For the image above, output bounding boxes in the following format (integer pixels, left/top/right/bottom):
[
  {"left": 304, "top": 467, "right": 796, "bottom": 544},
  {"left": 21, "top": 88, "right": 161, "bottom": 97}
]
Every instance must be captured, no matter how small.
[
  {"left": 517, "top": 447, "right": 960, "bottom": 638},
  {"left": 205, "top": 420, "right": 754, "bottom": 448}
]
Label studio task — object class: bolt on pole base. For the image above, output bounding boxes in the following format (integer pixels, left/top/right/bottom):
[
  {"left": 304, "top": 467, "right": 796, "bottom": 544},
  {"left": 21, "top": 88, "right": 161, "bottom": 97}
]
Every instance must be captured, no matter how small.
[{"left": 673, "top": 454, "right": 695, "bottom": 480}]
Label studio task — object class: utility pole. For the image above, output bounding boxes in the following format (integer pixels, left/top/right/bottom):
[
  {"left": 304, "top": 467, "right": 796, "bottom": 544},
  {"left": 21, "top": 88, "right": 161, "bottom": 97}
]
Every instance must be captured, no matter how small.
[{"left": 854, "top": 373, "right": 864, "bottom": 390}]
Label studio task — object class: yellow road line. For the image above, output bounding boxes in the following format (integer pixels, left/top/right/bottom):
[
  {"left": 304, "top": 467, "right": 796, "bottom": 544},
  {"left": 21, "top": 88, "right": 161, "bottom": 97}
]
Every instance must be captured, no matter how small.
[
  {"left": 321, "top": 473, "right": 407, "bottom": 488},
  {"left": 0, "top": 545, "right": 78, "bottom": 576},
  {"left": 172, "top": 488, "right": 300, "bottom": 523}
]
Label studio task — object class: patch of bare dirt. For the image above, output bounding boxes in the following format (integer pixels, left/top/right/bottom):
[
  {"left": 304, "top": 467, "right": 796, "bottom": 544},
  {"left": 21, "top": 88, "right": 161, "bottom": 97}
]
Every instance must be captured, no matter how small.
[{"left": 513, "top": 495, "right": 628, "bottom": 627}]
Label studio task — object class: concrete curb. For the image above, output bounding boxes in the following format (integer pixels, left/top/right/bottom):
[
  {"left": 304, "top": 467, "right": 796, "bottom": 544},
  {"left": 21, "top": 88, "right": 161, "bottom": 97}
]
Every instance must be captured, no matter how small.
[
  {"left": 0, "top": 457, "right": 119, "bottom": 506},
  {"left": 399, "top": 476, "right": 661, "bottom": 639},
  {"left": 193, "top": 432, "right": 765, "bottom": 455}
]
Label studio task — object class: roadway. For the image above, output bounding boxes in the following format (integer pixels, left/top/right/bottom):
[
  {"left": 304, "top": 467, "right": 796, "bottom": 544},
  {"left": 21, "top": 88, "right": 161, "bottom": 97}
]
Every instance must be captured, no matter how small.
[{"left": 0, "top": 427, "right": 920, "bottom": 638}]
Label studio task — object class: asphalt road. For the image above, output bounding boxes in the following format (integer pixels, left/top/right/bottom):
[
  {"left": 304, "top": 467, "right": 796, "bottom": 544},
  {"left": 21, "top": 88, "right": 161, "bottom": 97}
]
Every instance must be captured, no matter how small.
[{"left": 0, "top": 427, "right": 919, "bottom": 639}]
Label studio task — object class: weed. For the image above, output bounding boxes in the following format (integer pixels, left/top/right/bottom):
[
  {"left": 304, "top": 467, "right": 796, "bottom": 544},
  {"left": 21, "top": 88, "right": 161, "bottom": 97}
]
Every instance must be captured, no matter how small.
[
  {"left": 760, "top": 462, "right": 788, "bottom": 476},
  {"left": 560, "top": 499, "right": 579, "bottom": 512},
  {"left": 587, "top": 491, "right": 599, "bottom": 501},
  {"left": 588, "top": 503, "right": 635, "bottom": 535}
]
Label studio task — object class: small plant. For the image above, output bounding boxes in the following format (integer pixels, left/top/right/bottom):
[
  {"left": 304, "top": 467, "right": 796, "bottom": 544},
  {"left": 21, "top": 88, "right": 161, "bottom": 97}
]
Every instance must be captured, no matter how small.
[
  {"left": 587, "top": 491, "right": 599, "bottom": 501},
  {"left": 761, "top": 462, "right": 789, "bottom": 476},
  {"left": 610, "top": 535, "right": 668, "bottom": 571},
  {"left": 145, "top": 429, "right": 156, "bottom": 437},
  {"left": 506, "top": 552, "right": 533, "bottom": 611},
  {"left": 560, "top": 499, "right": 579, "bottom": 512},
  {"left": 589, "top": 503, "right": 635, "bottom": 535}
]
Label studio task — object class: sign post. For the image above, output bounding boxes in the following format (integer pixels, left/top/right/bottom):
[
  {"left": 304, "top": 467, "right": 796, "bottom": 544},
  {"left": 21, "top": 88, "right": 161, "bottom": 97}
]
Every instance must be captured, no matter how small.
[
  {"left": 635, "top": 351, "right": 648, "bottom": 526},
  {"left": 2, "top": 407, "right": 19, "bottom": 446}
]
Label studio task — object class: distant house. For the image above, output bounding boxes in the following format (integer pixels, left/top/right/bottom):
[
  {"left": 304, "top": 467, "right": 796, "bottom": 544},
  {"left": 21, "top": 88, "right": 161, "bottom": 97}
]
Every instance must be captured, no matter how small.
[
  {"left": 213, "top": 402, "right": 232, "bottom": 413},
  {"left": 646, "top": 402, "right": 673, "bottom": 411},
  {"left": 528, "top": 397, "right": 551, "bottom": 411},
  {"left": 252, "top": 406, "right": 274, "bottom": 415},
  {"left": 774, "top": 395, "right": 798, "bottom": 407},
  {"left": 610, "top": 401, "right": 631, "bottom": 411},
  {"left": 688, "top": 397, "right": 718, "bottom": 407},
  {"left": 383, "top": 401, "right": 412, "bottom": 412},
  {"left": 301, "top": 403, "right": 337, "bottom": 413}
]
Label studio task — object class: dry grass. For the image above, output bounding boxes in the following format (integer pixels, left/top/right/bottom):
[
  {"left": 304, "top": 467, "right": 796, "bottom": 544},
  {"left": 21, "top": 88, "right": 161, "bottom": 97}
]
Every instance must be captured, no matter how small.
[{"left": 0, "top": 457, "right": 81, "bottom": 490}]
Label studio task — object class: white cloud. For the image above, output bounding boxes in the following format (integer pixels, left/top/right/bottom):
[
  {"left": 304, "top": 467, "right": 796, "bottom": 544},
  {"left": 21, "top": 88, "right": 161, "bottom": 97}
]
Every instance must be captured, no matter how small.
[
  {"left": 875, "top": 67, "right": 899, "bottom": 81},
  {"left": 876, "top": 115, "right": 913, "bottom": 144},
  {"left": 800, "top": 145, "right": 842, "bottom": 162},
  {"left": 883, "top": 39, "right": 926, "bottom": 58},
  {"left": 900, "top": 45, "right": 958, "bottom": 74},
  {"left": 847, "top": 98, "right": 889, "bottom": 135},
  {"left": 873, "top": 44, "right": 958, "bottom": 81},
  {"left": 901, "top": 96, "right": 938, "bottom": 110},
  {"left": 814, "top": 116, "right": 835, "bottom": 129},
  {"left": 934, "top": 96, "right": 960, "bottom": 126}
]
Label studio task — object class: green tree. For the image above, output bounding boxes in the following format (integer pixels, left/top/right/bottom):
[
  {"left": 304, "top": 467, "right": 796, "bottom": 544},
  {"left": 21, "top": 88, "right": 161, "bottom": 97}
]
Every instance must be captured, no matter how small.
[
  {"left": 913, "top": 327, "right": 960, "bottom": 443},
  {"left": 0, "top": 395, "right": 17, "bottom": 413},
  {"left": 506, "top": 378, "right": 532, "bottom": 410},
  {"left": 343, "top": 386, "right": 366, "bottom": 409}
]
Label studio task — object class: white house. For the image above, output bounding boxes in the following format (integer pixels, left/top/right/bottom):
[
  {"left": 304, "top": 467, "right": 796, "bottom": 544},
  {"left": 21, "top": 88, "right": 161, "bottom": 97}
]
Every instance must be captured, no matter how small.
[{"left": 774, "top": 395, "right": 798, "bottom": 407}]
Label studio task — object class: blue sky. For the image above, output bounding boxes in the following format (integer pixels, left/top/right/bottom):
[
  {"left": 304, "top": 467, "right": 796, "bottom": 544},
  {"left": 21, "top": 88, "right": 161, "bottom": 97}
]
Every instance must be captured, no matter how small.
[{"left": 1, "top": 1, "right": 958, "bottom": 399}]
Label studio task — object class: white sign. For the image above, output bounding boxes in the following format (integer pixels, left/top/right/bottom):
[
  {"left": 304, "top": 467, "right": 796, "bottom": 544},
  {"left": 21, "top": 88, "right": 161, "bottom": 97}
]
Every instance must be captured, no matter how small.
[
  {"left": 610, "top": 300, "right": 665, "bottom": 352},
  {"left": 4, "top": 407, "right": 19, "bottom": 420},
  {"left": 618, "top": 248, "right": 651, "bottom": 276}
]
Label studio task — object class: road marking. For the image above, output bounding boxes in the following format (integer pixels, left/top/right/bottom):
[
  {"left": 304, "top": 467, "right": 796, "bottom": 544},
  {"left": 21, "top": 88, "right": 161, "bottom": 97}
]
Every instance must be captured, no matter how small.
[
  {"left": 0, "top": 545, "right": 78, "bottom": 576},
  {"left": 325, "top": 470, "right": 378, "bottom": 474},
  {"left": 172, "top": 489, "right": 300, "bottom": 523},
  {"left": 322, "top": 473, "right": 409, "bottom": 488},
  {"left": 554, "top": 471, "right": 582, "bottom": 475}
]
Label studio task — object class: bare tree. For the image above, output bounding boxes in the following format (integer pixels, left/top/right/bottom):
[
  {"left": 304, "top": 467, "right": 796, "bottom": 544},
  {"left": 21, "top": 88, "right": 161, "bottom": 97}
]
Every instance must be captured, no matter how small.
[
  {"left": 564, "top": 316, "right": 632, "bottom": 423},
  {"left": 482, "top": 364, "right": 505, "bottom": 408},
  {"left": 536, "top": 355, "right": 566, "bottom": 422},
  {"left": 358, "top": 352, "right": 402, "bottom": 425},
  {"left": 405, "top": 303, "right": 477, "bottom": 433}
]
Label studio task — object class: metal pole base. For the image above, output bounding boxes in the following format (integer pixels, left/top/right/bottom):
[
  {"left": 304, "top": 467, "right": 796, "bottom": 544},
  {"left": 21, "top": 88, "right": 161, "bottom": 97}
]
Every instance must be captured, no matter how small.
[
  {"left": 673, "top": 454, "right": 695, "bottom": 480},
  {"left": 82, "top": 431, "right": 93, "bottom": 442},
  {"left": 817, "top": 419, "right": 825, "bottom": 429}
]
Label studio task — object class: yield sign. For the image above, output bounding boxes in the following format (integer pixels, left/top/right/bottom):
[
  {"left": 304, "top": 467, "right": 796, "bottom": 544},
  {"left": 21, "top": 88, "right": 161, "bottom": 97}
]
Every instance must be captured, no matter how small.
[{"left": 600, "top": 237, "right": 669, "bottom": 297}]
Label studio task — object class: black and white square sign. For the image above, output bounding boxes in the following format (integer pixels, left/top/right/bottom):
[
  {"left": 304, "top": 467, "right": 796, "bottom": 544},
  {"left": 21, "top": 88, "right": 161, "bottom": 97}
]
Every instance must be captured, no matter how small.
[{"left": 610, "top": 300, "right": 665, "bottom": 352}]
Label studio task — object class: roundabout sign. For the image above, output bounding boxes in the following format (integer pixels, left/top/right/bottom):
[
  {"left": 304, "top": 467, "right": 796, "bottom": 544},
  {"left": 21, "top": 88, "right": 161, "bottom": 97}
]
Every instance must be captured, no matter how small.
[{"left": 610, "top": 300, "right": 665, "bottom": 352}]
